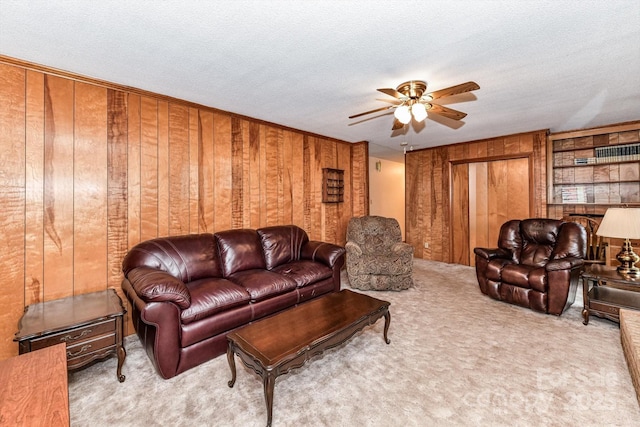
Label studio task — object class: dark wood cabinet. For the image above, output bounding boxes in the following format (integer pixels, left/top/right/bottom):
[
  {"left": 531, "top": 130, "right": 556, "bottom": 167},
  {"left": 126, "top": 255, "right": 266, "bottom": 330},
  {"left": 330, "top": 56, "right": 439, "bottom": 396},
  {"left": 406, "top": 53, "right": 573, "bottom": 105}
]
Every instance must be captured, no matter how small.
[{"left": 14, "top": 289, "right": 127, "bottom": 382}]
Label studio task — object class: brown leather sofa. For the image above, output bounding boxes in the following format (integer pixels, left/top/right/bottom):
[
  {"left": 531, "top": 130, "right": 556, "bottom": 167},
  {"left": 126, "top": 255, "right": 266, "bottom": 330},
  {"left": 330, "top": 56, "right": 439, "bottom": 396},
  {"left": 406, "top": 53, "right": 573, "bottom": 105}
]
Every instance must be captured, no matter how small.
[
  {"left": 121, "top": 225, "right": 345, "bottom": 379},
  {"left": 473, "top": 219, "right": 586, "bottom": 315}
]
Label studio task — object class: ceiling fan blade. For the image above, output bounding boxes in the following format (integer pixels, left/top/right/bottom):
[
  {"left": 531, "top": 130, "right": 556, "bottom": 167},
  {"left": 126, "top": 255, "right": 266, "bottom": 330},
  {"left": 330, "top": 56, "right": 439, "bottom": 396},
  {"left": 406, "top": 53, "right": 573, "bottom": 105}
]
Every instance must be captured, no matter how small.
[
  {"left": 427, "top": 104, "right": 467, "bottom": 120},
  {"left": 391, "top": 118, "right": 405, "bottom": 130},
  {"left": 348, "top": 105, "right": 395, "bottom": 119},
  {"left": 425, "top": 81, "right": 480, "bottom": 101},
  {"left": 377, "top": 87, "right": 405, "bottom": 99}
]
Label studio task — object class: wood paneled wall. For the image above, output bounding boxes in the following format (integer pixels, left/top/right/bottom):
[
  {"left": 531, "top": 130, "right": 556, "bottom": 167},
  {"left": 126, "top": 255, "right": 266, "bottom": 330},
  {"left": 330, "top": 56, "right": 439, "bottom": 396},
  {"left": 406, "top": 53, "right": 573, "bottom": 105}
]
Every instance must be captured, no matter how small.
[
  {"left": 405, "top": 130, "right": 547, "bottom": 262},
  {"left": 0, "top": 58, "right": 368, "bottom": 360}
]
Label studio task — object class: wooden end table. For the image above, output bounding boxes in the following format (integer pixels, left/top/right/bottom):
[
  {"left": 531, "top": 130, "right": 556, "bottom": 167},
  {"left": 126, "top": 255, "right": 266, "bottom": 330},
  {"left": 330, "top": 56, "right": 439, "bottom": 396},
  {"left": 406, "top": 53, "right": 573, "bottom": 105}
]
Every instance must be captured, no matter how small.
[
  {"left": 581, "top": 264, "right": 640, "bottom": 325},
  {"left": 227, "top": 289, "right": 391, "bottom": 427},
  {"left": 14, "top": 288, "right": 127, "bottom": 382}
]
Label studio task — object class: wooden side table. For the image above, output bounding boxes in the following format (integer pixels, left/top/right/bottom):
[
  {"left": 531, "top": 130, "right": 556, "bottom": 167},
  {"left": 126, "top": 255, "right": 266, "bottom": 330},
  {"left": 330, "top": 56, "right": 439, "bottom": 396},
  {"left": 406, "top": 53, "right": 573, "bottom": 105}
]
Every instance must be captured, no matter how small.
[
  {"left": 14, "top": 288, "right": 127, "bottom": 382},
  {"left": 581, "top": 264, "right": 640, "bottom": 325}
]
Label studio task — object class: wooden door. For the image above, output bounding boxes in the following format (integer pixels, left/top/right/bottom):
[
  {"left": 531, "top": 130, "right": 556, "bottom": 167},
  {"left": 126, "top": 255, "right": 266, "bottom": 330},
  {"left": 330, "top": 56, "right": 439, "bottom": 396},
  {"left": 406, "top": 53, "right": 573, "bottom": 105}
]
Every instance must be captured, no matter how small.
[{"left": 452, "top": 157, "right": 531, "bottom": 265}]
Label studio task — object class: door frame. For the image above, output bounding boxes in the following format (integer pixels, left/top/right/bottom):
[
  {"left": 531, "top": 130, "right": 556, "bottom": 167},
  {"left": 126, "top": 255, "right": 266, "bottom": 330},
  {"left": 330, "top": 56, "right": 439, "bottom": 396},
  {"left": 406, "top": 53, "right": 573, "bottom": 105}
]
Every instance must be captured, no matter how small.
[{"left": 449, "top": 154, "right": 535, "bottom": 264}]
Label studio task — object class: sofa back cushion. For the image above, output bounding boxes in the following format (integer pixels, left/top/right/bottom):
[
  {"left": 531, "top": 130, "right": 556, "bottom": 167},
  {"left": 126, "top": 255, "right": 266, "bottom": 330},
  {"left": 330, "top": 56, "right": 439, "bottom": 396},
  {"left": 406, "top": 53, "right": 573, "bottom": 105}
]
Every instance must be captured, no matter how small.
[
  {"left": 257, "top": 225, "right": 309, "bottom": 269},
  {"left": 122, "top": 233, "right": 221, "bottom": 282},
  {"left": 215, "top": 229, "right": 266, "bottom": 276}
]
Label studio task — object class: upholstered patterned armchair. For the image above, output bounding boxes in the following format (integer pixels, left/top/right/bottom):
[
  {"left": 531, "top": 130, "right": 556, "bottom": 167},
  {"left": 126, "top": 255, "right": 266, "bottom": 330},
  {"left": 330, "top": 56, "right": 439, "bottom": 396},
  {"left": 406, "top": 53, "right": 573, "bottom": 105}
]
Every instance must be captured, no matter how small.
[{"left": 345, "top": 216, "right": 414, "bottom": 291}]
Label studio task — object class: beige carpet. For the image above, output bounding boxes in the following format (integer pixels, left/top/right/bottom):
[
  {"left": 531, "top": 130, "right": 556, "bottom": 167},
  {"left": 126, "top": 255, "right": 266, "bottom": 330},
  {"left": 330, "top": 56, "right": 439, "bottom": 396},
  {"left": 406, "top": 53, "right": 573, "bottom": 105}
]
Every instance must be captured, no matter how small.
[{"left": 68, "top": 259, "right": 640, "bottom": 426}]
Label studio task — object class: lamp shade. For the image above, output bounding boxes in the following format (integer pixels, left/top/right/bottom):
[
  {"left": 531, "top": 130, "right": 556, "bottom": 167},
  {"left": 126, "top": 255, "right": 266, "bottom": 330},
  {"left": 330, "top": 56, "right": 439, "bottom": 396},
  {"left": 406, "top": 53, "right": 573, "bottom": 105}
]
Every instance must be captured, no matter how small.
[{"left": 596, "top": 208, "right": 640, "bottom": 239}]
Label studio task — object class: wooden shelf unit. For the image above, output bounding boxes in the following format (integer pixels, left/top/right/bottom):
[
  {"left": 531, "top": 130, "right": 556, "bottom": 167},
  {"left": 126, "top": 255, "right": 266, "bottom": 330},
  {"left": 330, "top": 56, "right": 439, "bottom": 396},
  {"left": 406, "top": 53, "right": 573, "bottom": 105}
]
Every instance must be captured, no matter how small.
[
  {"left": 322, "top": 168, "right": 344, "bottom": 203},
  {"left": 547, "top": 121, "right": 640, "bottom": 218}
]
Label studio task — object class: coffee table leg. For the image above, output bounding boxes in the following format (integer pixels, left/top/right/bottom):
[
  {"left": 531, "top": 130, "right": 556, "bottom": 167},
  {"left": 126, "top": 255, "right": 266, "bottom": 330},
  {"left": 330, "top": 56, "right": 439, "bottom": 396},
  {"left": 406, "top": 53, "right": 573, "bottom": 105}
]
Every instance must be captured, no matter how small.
[
  {"left": 227, "top": 345, "right": 237, "bottom": 388},
  {"left": 263, "top": 373, "right": 276, "bottom": 427},
  {"left": 383, "top": 310, "right": 391, "bottom": 344}
]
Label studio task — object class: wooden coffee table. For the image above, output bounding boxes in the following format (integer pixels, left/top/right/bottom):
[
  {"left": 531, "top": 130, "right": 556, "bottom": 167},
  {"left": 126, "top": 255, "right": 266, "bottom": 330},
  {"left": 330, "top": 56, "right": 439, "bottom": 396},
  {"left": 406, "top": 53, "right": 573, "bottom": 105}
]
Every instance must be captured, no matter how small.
[{"left": 226, "top": 289, "right": 391, "bottom": 427}]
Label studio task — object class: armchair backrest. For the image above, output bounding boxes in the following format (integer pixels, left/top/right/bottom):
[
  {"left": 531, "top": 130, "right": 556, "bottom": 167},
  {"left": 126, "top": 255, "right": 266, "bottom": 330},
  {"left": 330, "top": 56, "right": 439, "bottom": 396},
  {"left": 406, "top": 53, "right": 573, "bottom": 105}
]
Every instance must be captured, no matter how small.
[
  {"left": 498, "top": 219, "right": 586, "bottom": 267},
  {"left": 347, "top": 216, "right": 403, "bottom": 255}
]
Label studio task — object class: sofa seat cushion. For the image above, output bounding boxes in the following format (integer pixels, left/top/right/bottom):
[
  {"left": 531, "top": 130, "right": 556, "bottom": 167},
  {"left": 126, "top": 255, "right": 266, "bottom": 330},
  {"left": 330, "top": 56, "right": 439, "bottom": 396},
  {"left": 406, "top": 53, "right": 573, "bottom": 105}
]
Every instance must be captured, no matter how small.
[
  {"left": 271, "top": 260, "right": 332, "bottom": 288},
  {"left": 500, "top": 264, "right": 546, "bottom": 292},
  {"left": 181, "top": 278, "right": 250, "bottom": 324},
  {"left": 228, "top": 269, "right": 297, "bottom": 302}
]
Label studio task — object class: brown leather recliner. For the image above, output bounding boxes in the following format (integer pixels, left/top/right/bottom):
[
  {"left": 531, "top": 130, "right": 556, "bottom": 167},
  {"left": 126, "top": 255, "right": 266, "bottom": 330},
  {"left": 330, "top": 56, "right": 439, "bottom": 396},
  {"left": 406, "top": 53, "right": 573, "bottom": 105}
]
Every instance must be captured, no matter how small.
[{"left": 473, "top": 219, "right": 586, "bottom": 315}]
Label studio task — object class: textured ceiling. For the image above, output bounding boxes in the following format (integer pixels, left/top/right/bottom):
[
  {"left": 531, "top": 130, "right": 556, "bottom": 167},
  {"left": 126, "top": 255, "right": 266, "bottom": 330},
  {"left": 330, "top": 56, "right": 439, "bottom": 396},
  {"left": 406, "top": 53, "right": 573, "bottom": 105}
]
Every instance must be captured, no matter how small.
[{"left": 1, "top": 1, "right": 639, "bottom": 162}]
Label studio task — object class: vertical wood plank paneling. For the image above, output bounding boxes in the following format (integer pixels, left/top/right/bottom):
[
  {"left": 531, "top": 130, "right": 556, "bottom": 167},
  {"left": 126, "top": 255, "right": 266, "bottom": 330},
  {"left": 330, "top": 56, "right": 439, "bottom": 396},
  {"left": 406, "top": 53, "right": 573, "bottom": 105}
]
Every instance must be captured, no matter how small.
[
  {"left": 336, "top": 142, "right": 352, "bottom": 244},
  {"left": 213, "top": 112, "right": 232, "bottom": 231},
  {"left": 258, "top": 124, "right": 268, "bottom": 228},
  {"left": 73, "top": 82, "right": 107, "bottom": 295},
  {"left": 282, "top": 130, "right": 293, "bottom": 224},
  {"left": 106, "top": 90, "right": 128, "bottom": 290},
  {"left": 43, "top": 75, "right": 74, "bottom": 300},
  {"left": 168, "top": 103, "right": 190, "bottom": 235},
  {"left": 532, "top": 131, "right": 547, "bottom": 217},
  {"left": 265, "top": 126, "right": 280, "bottom": 226},
  {"left": 140, "top": 97, "right": 158, "bottom": 241},
  {"left": 189, "top": 107, "right": 199, "bottom": 233},
  {"left": 157, "top": 101, "right": 169, "bottom": 236},
  {"left": 291, "top": 132, "right": 305, "bottom": 228},
  {"left": 320, "top": 140, "right": 336, "bottom": 243},
  {"left": 474, "top": 162, "right": 489, "bottom": 256},
  {"left": 312, "top": 137, "right": 324, "bottom": 240},
  {"left": 276, "top": 129, "right": 285, "bottom": 225},
  {"left": 407, "top": 130, "right": 547, "bottom": 263},
  {"left": 488, "top": 160, "right": 509, "bottom": 243},
  {"left": 451, "top": 163, "right": 470, "bottom": 264},
  {"left": 249, "top": 122, "right": 261, "bottom": 227},
  {"left": 127, "top": 94, "right": 141, "bottom": 246},
  {"left": 350, "top": 142, "right": 368, "bottom": 217},
  {"left": 241, "top": 120, "right": 252, "bottom": 228},
  {"left": 507, "top": 158, "right": 530, "bottom": 220},
  {"left": 199, "top": 110, "right": 214, "bottom": 232},
  {"left": 231, "top": 117, "right": 244, "bottom": 229},
  {"left": 25, "top": 70, "right": 45, "bottom": 305},
  {"left": 0, "top": 59, "right": 370, "bottom": 356},
  {"left": 0, "top": 64, "right": 25, "bottom": 359}
]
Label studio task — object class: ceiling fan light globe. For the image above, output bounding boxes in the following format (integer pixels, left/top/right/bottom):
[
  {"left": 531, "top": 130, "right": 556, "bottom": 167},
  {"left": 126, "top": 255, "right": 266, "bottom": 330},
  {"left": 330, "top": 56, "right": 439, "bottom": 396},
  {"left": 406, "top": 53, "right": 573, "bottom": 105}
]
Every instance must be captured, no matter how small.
[
  {"left": 394, "top": 105, "right": 411, "bottom": 124},
  {"left": 412, "top": 103, "right": 428, "bottom": 122}
]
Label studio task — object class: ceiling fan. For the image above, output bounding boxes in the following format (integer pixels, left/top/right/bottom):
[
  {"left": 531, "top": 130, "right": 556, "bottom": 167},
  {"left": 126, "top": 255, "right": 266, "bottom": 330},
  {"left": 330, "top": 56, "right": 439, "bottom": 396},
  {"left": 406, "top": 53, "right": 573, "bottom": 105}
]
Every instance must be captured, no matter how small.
[{"left": 349, "top": 80, "right": 480, "bottom": 130}]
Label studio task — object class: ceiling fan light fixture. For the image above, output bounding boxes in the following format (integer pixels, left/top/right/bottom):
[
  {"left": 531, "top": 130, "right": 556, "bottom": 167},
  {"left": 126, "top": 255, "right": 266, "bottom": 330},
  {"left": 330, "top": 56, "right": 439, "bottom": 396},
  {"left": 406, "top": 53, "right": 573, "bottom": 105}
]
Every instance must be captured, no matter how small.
[
  {"left": 394, "top": 105, "right": 411, "bottom": 124},
  {"left": 411, "top": 103, "right": 428, "bottom": 122}
]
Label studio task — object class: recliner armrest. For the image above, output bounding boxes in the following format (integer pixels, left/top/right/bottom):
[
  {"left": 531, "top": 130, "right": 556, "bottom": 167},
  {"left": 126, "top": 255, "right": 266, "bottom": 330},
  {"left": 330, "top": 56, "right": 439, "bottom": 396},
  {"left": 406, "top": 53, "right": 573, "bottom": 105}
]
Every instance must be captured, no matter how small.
[
  {"left": 126, "top": 267, "right": 191, "bottom": 309},
  {"left": 473, "top": 247, "right": 511, "bottom": 261},
  {"left": 301, "top": 241, "right": 346, "bottom": 268},
  {"left": 391, "top": 242, "right": 414, "bottom": 257},
  {"left": 545, "top": 257, "right": 584, "bottom": 272},
  {"left": 345, "top": 241, "right": 363, "bottom": 257}
]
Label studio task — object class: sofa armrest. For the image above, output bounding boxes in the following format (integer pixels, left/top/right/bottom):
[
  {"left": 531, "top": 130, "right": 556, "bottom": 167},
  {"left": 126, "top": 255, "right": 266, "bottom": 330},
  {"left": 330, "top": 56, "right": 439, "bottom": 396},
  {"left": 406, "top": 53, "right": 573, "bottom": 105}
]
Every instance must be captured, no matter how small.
[
  {"left": 301, "top": 241, "right": 346, "bottom": 268},
  {"left": 473, "top": 247, "right": 511, "bottom": 261},
  {"left": 391, "top": 242, "right": 414, "bottom": 257},
  {"left": 345, "top": 241, "right": 362, "bottom": 257},
  {"left": 545, "top": 257, "right": 585, "bottom": 272},
  {"left": 126, "top": 267, "right": 191, "bottom": 309}
]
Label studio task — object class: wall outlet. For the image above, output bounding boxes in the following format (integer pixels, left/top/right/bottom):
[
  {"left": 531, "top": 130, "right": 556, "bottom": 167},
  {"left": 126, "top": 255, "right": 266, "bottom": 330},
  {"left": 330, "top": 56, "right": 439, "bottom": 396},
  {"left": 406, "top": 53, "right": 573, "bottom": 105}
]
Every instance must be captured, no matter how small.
[{"left": 424, "top": 242, "right": 429, "bottom": 249}]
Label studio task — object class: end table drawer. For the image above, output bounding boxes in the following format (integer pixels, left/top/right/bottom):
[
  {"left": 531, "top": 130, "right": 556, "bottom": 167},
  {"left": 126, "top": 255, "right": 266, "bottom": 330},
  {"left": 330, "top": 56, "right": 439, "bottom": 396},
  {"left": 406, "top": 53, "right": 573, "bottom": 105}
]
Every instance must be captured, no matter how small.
[
  {"left": 67, "top": 334, "right": 117, "bottom": 368},
  {"left": 29, "top": 318, "right": 116, "bottom": 351}
]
